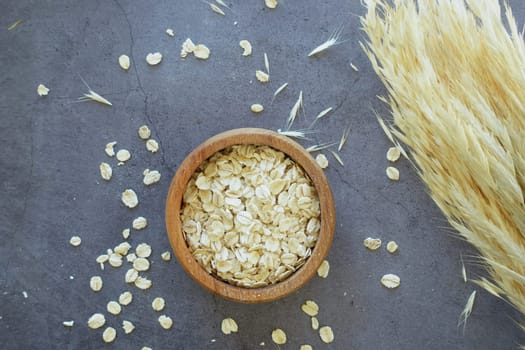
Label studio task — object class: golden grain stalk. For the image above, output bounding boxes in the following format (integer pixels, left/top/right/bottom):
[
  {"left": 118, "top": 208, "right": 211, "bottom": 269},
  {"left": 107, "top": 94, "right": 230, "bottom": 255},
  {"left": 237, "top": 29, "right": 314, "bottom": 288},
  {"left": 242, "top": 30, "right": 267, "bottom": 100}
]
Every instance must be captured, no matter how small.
[{"left": 361, "top": 0, "right": 525, "bottom": 323}]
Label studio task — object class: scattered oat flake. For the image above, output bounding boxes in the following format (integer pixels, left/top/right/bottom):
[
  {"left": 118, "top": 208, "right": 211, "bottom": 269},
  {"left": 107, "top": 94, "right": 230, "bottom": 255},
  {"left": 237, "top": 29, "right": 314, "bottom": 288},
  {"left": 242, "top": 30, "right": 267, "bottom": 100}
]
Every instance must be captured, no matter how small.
[
  {"left": 125, "top": 268, "right": 138, "bottom": 283},
  {"left": 239, "top": 40, "right": 252, "bottom": 56},
  {"left": 386, "top": 166, "right": 400, "bottom": 181},
  {"left": 135, "top": 276, "right": 152, "bottom": 290},
  {"left": 146, "top": 52, "right": 163, "bottom": 65},
  {"left": 69, "top": 236, "right": 81, "bottom": 247},
  {"left": 138, "top": 125, "right": 151, "bottom": 140},
  {"left": 126, "top": 253, "right": 137, "bottom": 263},
  {"left": 256, "top": 70, "right": 269, "bottom": 83},
  {"left": 107, "top": 301, "right": 122, "bottom": 315},
  {"left": 119, "top": 291, "right": 133, "bottom": 306},
  {"left": 143, "top": 169, "right": 161, "bottom": 185},
  {"left": 133, "top": 216, "right": 148, "bottom": 230},
  {"left": 311, "top": 317, "right": 319, "bottom": 330},
  {"left": 109, "top": 253, "right": 123, "bottom": 267},
  {"left": 317, "top": 260, "right": 330, "bottom": 278},
  {"left": 166, "top": 28, "right": 175, "bottom": 37},
  {"left": 194, "top": 44, "right": 211, "bottom": 60},
  {"left": 136, "top": 243, "right": 152, "bottom": 257},
  {"left": 251, "top": 104, "right": 264, "bottom": 113},
  {"left": 158, "top": 315, "right": 173, "bottom": 329},
  {"left": 105, "top": 141, "right": 117, "bottom": 157},
  {"left": 121, "top": 189, "right": 139, "bottom": 208},
  {"left": 87, "top": 313, "right": 105, "bottom": 329},
  {"left": 152, "top": 297, "right": 165, "bottom": 311},
  {"left": 161, "top": 251, "right": 171, "bottom": 261},
  {"left": 315, "top": 154, "right": 329, "bottom": 169},
  {"left": 99, "top": 162, "right": 112, "bottom": 181},
  {"left": 133, "top": 257, "right": 150, "bottom": 272},
  {"left": 122, "top": 228, "right": 130, "bottom": 239},
  {"left": 146, "top": 139, "right": 159, "bottom": 153},
  {"left": 221, "top": 318, "right": 238, "bottom": 334},
  {"left": 37, "top": 84, "right": 50, "bottom": 96},
  {"left": 381, "top": 274, "right": 401, "bottom": 289},
  {"left": 364, "top": 237, "right": 382, "bottom": 250},
  {"left": 63, "top": 320, "right": 74, "bottom": 327},
  {"left": 271, "top": 328, "right": 286, "bottom": 345},
  {"left": 209, "top": 2, "right": 225, "bottom": 15},
  {"left": 90, "top": 276, "right": 103, "bottom": 292},
  {"left": 265, "top": 0, "right": 278, "bottom": 9},
  {"left": 350, "top": 62, "right": 359, "bottom": 71},
  {"left": 181, "top": 38, "right": 196, "bottom": 57},
  {"left": 301, "top": 300, "right": 319, "bottom": 316},
  {"left": 116, "top": 149, "right": 131, "bottom": 162},
  {"left": 118, "top": 55, "right": 130, "bottom": 70},
  {"left": 122, "top": 320, "right": 135, "bottom": 334},
  {"left": 142, "top": 347, "right": 152, "bottom": 350},
  {"left": 300, "top": 345, "right": 313, "bottom": 350},
  {"left": 386, "top": 241, "right": 398, "bottom": 253},
  {"left": 102, "top": 327, "right": 117, "bottom": 343},
  {"left": 319, "top": 326, "right": 334, "bottom": 343},
  {"left": 386, "top": 147, "right": 401, "bottom": 162}
]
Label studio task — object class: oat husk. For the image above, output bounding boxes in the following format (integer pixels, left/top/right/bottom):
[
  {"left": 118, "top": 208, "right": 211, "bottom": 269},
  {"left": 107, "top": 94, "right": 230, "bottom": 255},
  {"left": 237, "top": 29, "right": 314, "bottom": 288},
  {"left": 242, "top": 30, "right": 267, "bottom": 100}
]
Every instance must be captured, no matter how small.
[{"left": 361, "top": 0, "right": 525, "bottom": 326}]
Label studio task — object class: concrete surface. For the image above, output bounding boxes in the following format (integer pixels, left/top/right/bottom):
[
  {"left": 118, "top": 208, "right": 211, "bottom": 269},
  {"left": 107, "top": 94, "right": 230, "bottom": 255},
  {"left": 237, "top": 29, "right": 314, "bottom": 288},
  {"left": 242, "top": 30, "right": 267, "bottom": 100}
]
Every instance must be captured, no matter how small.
[{"left": 1, "top": 0, "right": 525, "bottom": 349}]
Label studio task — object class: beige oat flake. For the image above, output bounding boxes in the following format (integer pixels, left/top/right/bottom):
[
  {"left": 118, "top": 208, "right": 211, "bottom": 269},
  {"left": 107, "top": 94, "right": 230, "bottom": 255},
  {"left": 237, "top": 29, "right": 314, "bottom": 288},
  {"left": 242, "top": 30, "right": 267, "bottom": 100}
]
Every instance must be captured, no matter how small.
[
  {"left": 143, "top": 169, "right": 161, "bottom": 185},
  {"left": 271, "top": 328, "right": 286, "bottom": 345},
  {"left": 319, "top": 326, "right": 334, "bottom": 344},
  {"left": 194, "top": 44, "right": 211, "bottom": 60},
  {"left": 116, "top": 149, "right": 131, "bottom": 162},
  {"left": 69, "top": 236, "right": 81, "bottom": 247},
  {"left": 265, "top": 0, "right": 278, "bottom": 9},
  {"left": 386, "top": 147, "right": 401, "bottom": 162},
  {"left": 256, "top": 70, "right": 269, "bottom": 83},
  {"left": 152, "top": 297, "right": 165, "bottom": 311},
  {"left": 386, "top": 166, "right": 400, "bottom": 181},
  {"left": 118, "top": 55, "right": 130, "bottom": 70},
  {"left": 364, "top": 237, "right": 382, "bottom": 251},
  {"left": 317, "top": 260, "right": 330, "bottom": 278},
  {"left": 251, "top": 104, "right": 264, "bottom": 113},
  {"left": 132, "top": 217, "right": 148, "bottom": 230},
  {"left": 158, "top": 315, "right": 173, "bottom": 329},
  {"left": 138, "top": 125, "right": 151, "bottom": 140},
  {"left": 105, "top": 141, "right": 117, "bottom": 157},
  {"left": 315, "top": 154, "right": 329, "bottom": 169},
  {"left": 37, "top": 84, "right": 50, "bottom": 96},
  {"left": 166, "top": 28, "right": 175, "bottom": 37},
  {"left": 146, "top": 52, "right": 163, "bottom": 65},
  {"left": 221, "top": 317, "right": 238, "bottom": 334},
  {"left": 386, "top": 241, "right": 398, "bottom": 253},
  {"left": 135, "top": 276, "right": 152, "bottom": 290},
  {"left": 300, "top": 345, "right": 313, "bottom": 350},
  {"left": 87, "top": 313, "right": 105, "bottom": 329},
  {"left": 381, "top": 273, "right": 401, "bottom": 289},
  {"left": 107, "top": 301, "right": 122, "bottom": 315},
  {"left": 121, "top": 189, "right": 139, "bottom": 208},
  {"left": 99, "top": 162, "right": 112, "bottom": 180},
  {"left": 119, "top": 291, "right": 133, "bottom": 305},
  {"left": 161, "top": 251, "right": 171, "bottom": 261},
  {"left": 133, "top": 257, "right": 150, "bottom": 272},
  {"left": 311, "top": 316, "right": 319, "bottom": 330},
  {"left": 90, "top": 276, "right": 103, "bottom": 292},
  {"left": 125, "top": 268, "right": 139, "bottom": 283},
  {"left": 239, "top": 40, "right": 252, "bottom": 56},
  {"left": 146, "top": 139, "right": 159, "bottom": 153},
  {"left": 122, "top": 320, "right": 135, "bottom": 334},
  {"left": 301, "top": 300, "right": 319, "bottom": 316},
  {"left": 102, "top": 327, "right": 117, "bottom": 343},
  {"left": 136, "top": 243, "right": 152, "bottom": 258}
]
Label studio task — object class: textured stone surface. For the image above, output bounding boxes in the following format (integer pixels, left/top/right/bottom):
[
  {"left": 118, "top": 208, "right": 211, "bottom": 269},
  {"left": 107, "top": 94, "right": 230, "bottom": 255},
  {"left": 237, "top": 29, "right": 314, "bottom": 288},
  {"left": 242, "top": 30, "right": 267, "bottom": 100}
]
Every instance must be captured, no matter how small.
[{"left": 1, "top": 0, "right": 524, "bottom": 349}]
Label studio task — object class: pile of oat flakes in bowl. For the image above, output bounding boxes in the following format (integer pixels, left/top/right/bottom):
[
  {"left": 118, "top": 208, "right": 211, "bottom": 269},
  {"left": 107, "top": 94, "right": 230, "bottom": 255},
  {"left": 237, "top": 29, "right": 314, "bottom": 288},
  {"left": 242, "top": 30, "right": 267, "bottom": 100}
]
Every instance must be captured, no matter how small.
[{"left": 180, "top": 144, "right": 321, "bottom": 288}]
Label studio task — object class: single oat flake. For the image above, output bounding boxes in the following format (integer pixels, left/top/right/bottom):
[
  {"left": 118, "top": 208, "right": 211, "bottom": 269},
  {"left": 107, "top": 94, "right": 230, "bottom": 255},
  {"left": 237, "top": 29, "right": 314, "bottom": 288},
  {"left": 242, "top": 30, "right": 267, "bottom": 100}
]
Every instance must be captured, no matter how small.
[
  {"left": 135, "top": 276, "right": 152, "bottom": 290},
  {"left": 87, "top": 313, "right": 105, "bottom": 329},
  {"left": 69, "top": 236, "right": 81, "bottom": 247},
  {"left": 105, "top": 141, "right": 117, "bottom": 157},
  {"left": 37, "top": 84, "right": 50, "bottom": 96},
  {"left": 317, "top": 260, "right": 330, "bottom": 278},
  {"left": 146, "top": 52, "right": 163, "bottom": 65},
  {"left": 364, "top": 237, "right": 382, "bottom": 250},
  {"left": 300, "top": 345, "right": 313, "bottom": 350},
  {"left": 99, "top": 162, "right": 112, "bottom": 181},
  {"left": 143, "top": 169, "right": 161, "bottom": 185},
  {"left": 118, "top": 55, "right": 130, "bottom": 70},
  {"left": 136, "top": 243, "right": 152, "bottom": 257},
  {"left": 90, "top": 276, "right": 103, "bottom": 292},
  {"left": 239, "top": 40, "right": 252, "bottom": 56},
  {"left": 221, "top": 318, "right": 238, "bottom": 335},
  {"left": 386, "top": 241, "right": 398, "bottom": 253},
  {"left": 265, "top": 0, "right": 278, "bottom": 9},
  {"left": 121, "top": 189, "right": 139, "bottom": 208},
  {"left": 119, "top": 291, "right": 133, "bottom": 306},
  {"left": 271, "top": 328, "right": 286, "bottom": 345},
  {"left": 138, "top": 125, "right": 151, "bottom": 140},
  {"left": 102, "top": 326, "right": 117, "bottom": 343},
  {"left": 301, "top": 300, "right": 319, "bottom": 317},
  {"left": 256, "top": 70, "right": 269, "bottom": 83},
  {"left": 311, "top": 316, "right": 319, "bottom": 330},
  {"left": 381, "top": 274, "right": 401, "bottom": 289},
  {"left": 122, "top": 320, "right": 135, "bottom": 334},
  {"left": 158, "top": 315, "right": 173, "bottom": 329},
  {"left": 152, "top": 297, "right": 165, "bottom": 311},
  {"left": 63, "top": 320, "right": 74, "bottom": 327},
  {"left": 122, "top": 228, "right": 130, "bottom": 239},
  {"left": 146, "top": 139, "right": 159, "bottom": 153},
  {"left": 251, "top": 104, "right": 264, "bottom": 113},
  {"left": 125, "top": 268, "right": 138, "bottom": 283},
  {"left": 133, "top": 257, "right": 150, "bottom": 272},
  {"left": 315, "top": 154, "right": 329, "bottom": 169},
  {"left": 386, "top": 147, "right": 401, "bottom": 162},
  {"left": 319, "top": 326, "right": 334, "bottom": 344},
  {"left": 194, "top": 44, "right": 211, "bottom": 60},
  {"left": 107, "top": 301, "right": 122, "bottom": 315},
  {"left": 161, "top": 251, "right": 171, "bottom": 261},
  {"left": 116, "top": 149, "right": 131, "bottom": 162},
  {"left": 386, "top": 166, "right": 400, "bottom": 181},
  {"left": 132, "top": 216, "right": 148, "bottom": 230},
  {"left": 166, "top": 28, "right": 175, "bottom": 37}
]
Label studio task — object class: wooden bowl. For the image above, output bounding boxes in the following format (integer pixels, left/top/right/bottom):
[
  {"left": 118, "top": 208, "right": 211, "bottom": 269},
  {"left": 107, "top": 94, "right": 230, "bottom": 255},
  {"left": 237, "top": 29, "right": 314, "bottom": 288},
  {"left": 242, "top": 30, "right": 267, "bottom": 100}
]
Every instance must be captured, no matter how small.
[{"left": 165, "top": 128, "right": 335, "bottom": 303}]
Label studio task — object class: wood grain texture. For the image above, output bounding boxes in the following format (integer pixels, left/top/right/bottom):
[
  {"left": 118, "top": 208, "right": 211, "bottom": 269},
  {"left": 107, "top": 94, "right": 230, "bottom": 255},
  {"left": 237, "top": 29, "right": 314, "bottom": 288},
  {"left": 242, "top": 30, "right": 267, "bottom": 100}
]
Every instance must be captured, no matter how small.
[{"left": 165, "top": 128, "right": 336, "bottom": 303}]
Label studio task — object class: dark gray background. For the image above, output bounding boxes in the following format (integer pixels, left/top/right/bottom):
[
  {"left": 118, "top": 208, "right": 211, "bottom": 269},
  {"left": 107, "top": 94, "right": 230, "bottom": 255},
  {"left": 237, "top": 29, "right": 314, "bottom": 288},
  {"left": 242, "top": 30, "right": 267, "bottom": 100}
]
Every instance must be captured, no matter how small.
[{"left": 2, "top": 0, "right": 524, "bottom": 349}]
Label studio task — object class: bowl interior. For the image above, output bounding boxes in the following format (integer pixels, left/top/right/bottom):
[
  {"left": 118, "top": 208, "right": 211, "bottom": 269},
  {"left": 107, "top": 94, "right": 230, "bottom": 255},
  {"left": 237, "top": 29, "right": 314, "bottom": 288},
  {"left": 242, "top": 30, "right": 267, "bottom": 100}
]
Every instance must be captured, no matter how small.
[{"left": 165, "top": 128, "right": 335, "bottom": 303}]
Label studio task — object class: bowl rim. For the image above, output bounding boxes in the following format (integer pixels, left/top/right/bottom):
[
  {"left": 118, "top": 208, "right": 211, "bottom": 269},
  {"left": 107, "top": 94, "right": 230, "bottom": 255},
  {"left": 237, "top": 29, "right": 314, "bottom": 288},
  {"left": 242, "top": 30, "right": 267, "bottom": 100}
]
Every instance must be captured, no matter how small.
[{"left": 165, "top": 127, "right": 335, "bottom": 303}]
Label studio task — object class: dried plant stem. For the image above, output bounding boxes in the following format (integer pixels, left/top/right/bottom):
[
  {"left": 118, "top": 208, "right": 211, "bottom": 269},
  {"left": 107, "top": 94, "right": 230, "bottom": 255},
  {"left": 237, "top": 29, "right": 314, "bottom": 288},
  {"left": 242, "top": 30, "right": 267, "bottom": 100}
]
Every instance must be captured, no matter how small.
[{"left": 362, "top": 0, "right": 525, "bottom": 324}]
